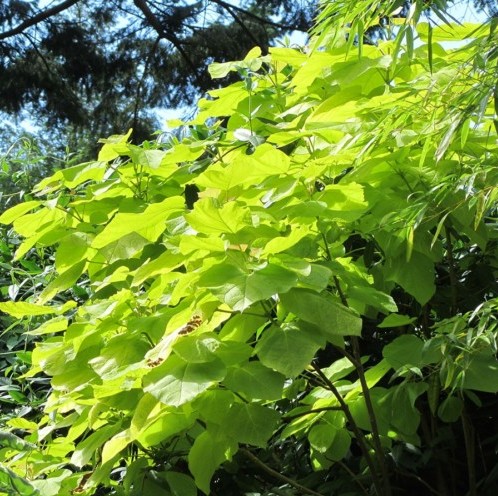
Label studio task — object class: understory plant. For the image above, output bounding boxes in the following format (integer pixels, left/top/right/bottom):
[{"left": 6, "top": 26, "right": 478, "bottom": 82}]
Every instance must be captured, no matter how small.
[{"left": 1, "top": 1, "right": 497, "bottom": 495}]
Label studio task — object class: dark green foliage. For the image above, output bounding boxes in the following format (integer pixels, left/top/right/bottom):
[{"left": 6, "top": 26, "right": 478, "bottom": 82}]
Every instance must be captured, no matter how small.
[{"left": 0, "top": 0, "right": 316, "bottom": 157}]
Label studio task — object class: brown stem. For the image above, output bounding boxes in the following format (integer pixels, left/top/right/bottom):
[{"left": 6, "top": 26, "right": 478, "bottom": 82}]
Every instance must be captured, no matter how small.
[
  {"left": 132, "top": 36, "right": 161, "bottom": 133},
  {"left": 461, "top": 405, "right": 476, "bottom": 496},
  {"left": 311, "top": 363, "right": 384, "bottom": 495},
  {"left": 351, "top": 336, "right": 391, "bottom": 496},
  {"left": 240, "top": 448, "right": 324, "bottom": 496},
  {"left": 333, "top": 275, "right": 348, "bottom": 307},
  {"left": 444, "top": 226, "right": 458, "bottom": 314},
  {"left": 132, "top": 0, "right": 200, "bottom": 79},
  {"left": 0, "top": 0, "right": 81, "bottom": 40},
  {"left": 218, "top": 3, "right": 268, "bottom": 54},
  {"left": 334, "top": 274, "right": 391, "bottom": 496},
  {"left": 208, "top": 0, "right": 294, "bottom": 30},
  {"left": 335, "top": 459, "right": 369, "bottom": 495}
]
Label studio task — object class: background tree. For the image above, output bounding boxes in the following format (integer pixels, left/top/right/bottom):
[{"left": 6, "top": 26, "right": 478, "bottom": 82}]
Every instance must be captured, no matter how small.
[{"left": 0, "top": 0, "right": 316, "bottom": 157}]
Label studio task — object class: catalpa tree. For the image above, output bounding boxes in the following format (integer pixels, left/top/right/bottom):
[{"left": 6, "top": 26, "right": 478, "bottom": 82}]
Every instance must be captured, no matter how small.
[{"left": 1, "top": 1, "right": 497, "bottom": 495}]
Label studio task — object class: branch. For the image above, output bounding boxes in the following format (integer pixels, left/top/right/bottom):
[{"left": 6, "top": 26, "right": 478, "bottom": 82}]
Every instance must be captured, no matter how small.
[
  {"left": 219, "top": 2, "right": 268, "bottom": 54},
  {"left": 283, "top": 406, "right": 343, "bottom": 422},
  {"left": 445, "top": 225, "right": 459, "bottom": 314},
  {"left": 132, "top": 35, "right": 161, "bottom": 132},
  {"left": 0, "top": 0, "right": 81, "bottom": 41},
  {"left": 132, "top": 0, "right": 199, "bottom": 77},
  {"left": 209, "top": 0, "right": 294, "bottom": 30},
  {"left": 311, "top": 362, "right": 384, "bottom": 495},
  {"left": 240, "top": 448, "right": 324, "bottom": 496},
  {"left": 332, "top": 274, "right": 391, "bottom": 495}
]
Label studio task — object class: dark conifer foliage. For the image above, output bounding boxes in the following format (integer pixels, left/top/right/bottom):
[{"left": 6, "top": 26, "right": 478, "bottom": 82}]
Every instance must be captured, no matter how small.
[{"left": 0, "top": 0, "right": 316, "bottom": 150}]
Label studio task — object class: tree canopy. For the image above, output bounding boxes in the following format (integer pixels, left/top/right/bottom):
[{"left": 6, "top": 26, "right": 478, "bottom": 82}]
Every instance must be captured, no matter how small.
[
  {"left": 1, "top": 0, "right": 498, "bottom": 495},
  {"left": 0, "top": 0, "right": 316, "bottom": 152}
]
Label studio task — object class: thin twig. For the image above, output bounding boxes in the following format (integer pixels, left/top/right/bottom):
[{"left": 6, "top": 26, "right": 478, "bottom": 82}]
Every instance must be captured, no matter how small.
[
  {"left": 0, "top": 0, "right": 81, "bottom": 40},
  {"left": 132, "top": 36, "right": 160, "bottom": 133},
  {"left": 461, "top": 406, "right": 477, "bottom": 496},
  {"left": 220, "top": 3, "right": 267, "bottom": 53},
  {"left": 209, "top": 0, "right": 294, "bottom": 30},
  {"left": 351, "top": 336, "right": 391, "bottom": 496},
  {"left": 445, "top": 225, "right": 459, "bottom": 314},
  {"left": 335, "top": 459, "right": 369, "bottom": 495},
  {"left": 283, "top": 406, "right": 343, "bottom": 422},
  {"left": 311, "top": 363, "right": 384, "bottom": 495},
  {"left": 132, "top": 0, "right": 200, "bottom": 80},
  {"left": 396, "top": 467, "right": 442, "bottom": 495},
  {"left": 240, "top": 448, "right": 324, "bottom": 496},
  {"left": 333, "top": 272, "right": 391, "bottom": 495}
]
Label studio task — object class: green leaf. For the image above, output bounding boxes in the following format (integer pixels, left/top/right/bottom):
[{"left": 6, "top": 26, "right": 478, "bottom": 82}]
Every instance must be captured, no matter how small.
[
  {"left": 417, "top": 22, "right": 487, "bottom": 42},
  {"left": 223, "top": 362, "right": 285, "bottom": 400},
  {"left": 55, "top": 233, "right": 91, "bottom": 272},
  {"left": 165, "top": 472, "right": 197, "bottom": 496},
  {"left": 92, "top": 196, "right": 184, "bottom": 248},
  {"left": 172, "top": 335, "right": 221, "bottom": 363},
  {"left": 208, "top": 46, "right": 262, "bottom": 78},
  {"left": 327, "top": 429, "right": 351, "bottom": 461},
  {"left": 315, "top": 183, "right": 369, "bottom": 221},
  {"left": 188, "top": 430, "right": 237, "bottom": 494},
  {"left": 256, "top": 325, "right": 320, "bottom": 377},
  {"left": 383, "top": 335, "right": 424, "bottom": 370},
  {"left": 198, "top": 144, "right": 290, "bottom": 191},
  {"left": 30, "top": 469, "right": 73, "bottom": 496},
  {"left": 0, "top": 465, "right": 39, "bottom": 496},
  {"left": 179, "top": 235, "right": 226, "bottom": 255},
  {"left": 262, "top": 226, "right": 310, "bottom": 256},
  {"left": 0, "top": 431, "right": 36, "bottom": 451},
  {"left": 137, "top": 149, "right": 167, "bottom": 169},
  {"left": 391, "top": 382, "right": 427, "bottom": 436},
  {"left": 102, "top": 429, "right": 133, "bottom": 464},
  {"left": 70, "top": 424, "right": 122, "bottom": 468},
  {"left": 136, "top": 410, "right": 195, "bottom": 448},
  {"left": 160, "top": 143, "right": 205, "bottom": 164},
  {"left": 279, "top": 288, "right": 362, "bottom": 338},
  {"left": 349, "top": 387, "right": 391, "bottom": 435},
  {"left": 0, "top": 300, "right": 76, "bottom": 318},
  {"left": 437, "top": 395, "right": 463, "bottom": 422},
  {"left": 218, "top": 313, "right": 268, "bottom": 341},
  {"left": 0, "top": 201, "right": 41, "bottom": 225},
  {"left": 385, "top": 251, "right": 435, "bottom": 305},
  {"left": 223, "top": 403, "right": 280, "bottom": 446},
  {"left": 97, "top": 129, "right": 132, "bottom": 161},
  {"left": 198, "top": 262, "right": 297, "bottom": 311},
  {"left": 89, "top": 333, "right": 149, "bottom": 380},
  {"left": 131, "top": 251, "right": 185, "bottom": 286},
  {"left": 143, "top": 355, "right": 226, "bottom": 407},
  {"left": 192, "top": 390, "right": 235, "bottom": 425},
  {"left": 38, "top": 260, "right": 86, "bottom": 304},
  {"left": 185, "top": 198, "right": 249, "bottom": 235},
  {"left": 321, "top": 356, "right": 356, "bottom": 382},
  {"left": 308, "top": 424, "right": 337, "bottom": 453},
  {"left": 461, "top": 353, "right": 498, "bottom": 393},
  {"left": 378, "top": 314, "right": 416, "bottom": 328},
  {"left": 348, "top": 285, "right": 397, "bottom": 314}
]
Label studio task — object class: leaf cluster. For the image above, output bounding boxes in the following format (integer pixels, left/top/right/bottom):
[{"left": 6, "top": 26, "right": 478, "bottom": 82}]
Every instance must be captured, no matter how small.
[
  {"left": 0, "top": 0, "right": 316, "bottom": 157},
  {"left": 1, "top": 4, "right": 498, "bottom": 495}
]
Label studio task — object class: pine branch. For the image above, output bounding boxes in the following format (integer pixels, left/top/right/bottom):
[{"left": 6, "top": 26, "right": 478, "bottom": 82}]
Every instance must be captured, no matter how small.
[
  {"left": 0, "top": 0, "right": 81, "bottom": 40},
  {"left": 209, "top": 0, "right": 294, "bottom": 30},
  {"left": 132, "top": 0, "right": 199, "bottom": 77}
]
